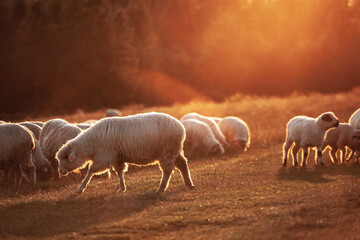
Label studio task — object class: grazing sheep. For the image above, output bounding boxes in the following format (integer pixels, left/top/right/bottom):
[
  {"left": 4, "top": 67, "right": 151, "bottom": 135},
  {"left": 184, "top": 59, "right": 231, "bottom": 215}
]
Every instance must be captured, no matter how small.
[
  {"left": 181, "top": 113, "right": 229, "bottom": 149},
  {"left": 0, "top": 124, "right": 36, "bottom": 189},
  {"left": 218, "top": 116, "right": 250, "bottom": 153},
  {"left": 40, "top": 119, "right": 82, "bottom": 179},
  {"left": 349, "top": 108, "right": 360, "bottom": 130},
  {"left": 282, "top": 112, "right": 339, "bottom": 167},
  {"left": 322, "top": 123, "right": 360, "bottom": 164},
  {"left": 106, "top": 108, "right": 121, "bottom": 117},
  {"left": 19, "top": 122, "right": 42, "bottom": 140},
  {"left": 56, "top": 112, "right": 194, "bottom": 193},
  {"left": 181, "top": 119, "right": 224, "bottom": 157}
]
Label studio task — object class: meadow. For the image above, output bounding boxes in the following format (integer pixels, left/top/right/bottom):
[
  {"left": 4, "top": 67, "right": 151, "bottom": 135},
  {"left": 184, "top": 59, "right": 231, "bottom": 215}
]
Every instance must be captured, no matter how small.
[{"left": 1, "top": 88, "right": 360, "bottom": 239}]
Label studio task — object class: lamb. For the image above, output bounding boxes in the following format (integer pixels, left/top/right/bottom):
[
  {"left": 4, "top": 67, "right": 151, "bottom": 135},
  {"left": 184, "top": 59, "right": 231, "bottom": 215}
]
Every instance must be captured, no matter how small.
[
  {"left": 181, "top": 113, "right": 229, "bottom": 149},
  {"left": 349, "top": 108, "right": 360, "bottom": 130},
  {"left": 0, "top": 123, "right": 36, "bottom": 189},
  {"left": 282, "top": 112, "right": 339, "bottom": 167},
  {"left": 40, "top": 119, "right": 82, "bottom": 179},
  {"left": 181, "top": 119, "right": 224, "bottom": 157},
  {"left": 322, "top": 123, "right": 360, "bottom": 164},
  {"left": 106, "top": 108, "right": 121, "bottom": 117},
  {"left": 56, "top": 112, "right": 194, "bottom": 193},
  {"left": 218, "top": 116, "right": 250, "bottom": 153}
]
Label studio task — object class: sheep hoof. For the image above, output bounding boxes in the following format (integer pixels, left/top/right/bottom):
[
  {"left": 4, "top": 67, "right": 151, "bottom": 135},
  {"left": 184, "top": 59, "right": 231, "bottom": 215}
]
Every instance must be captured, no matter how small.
[
  {"left": 117, "top": 188, "right": 126, "bottom": 193},
  {"left": 294, "top": 162, "right": 298, "bottom": 167},
  {"left": 320, "top": 162, "right": 324, "bottom": 166},
  {"left": 282, "top": 162, "right": 287, "bottom": 167},
  {"left": 187, "top": 185, "right": 195, "bottom": 190},
  {"left": 76, "top": 187, "right": 84, "bottom": 194}
]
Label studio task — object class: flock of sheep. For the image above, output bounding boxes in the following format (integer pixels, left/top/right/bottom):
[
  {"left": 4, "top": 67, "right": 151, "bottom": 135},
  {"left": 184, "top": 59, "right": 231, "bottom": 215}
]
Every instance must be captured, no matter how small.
[
  {"left": 0, "top": 110, "right": 250, "bottom": 193},
  {"left": 283, "top": 109, "right": 360, "bottom": 167},
  {"left": 1, "top": 107, "right": 359, "bottom": 194}
]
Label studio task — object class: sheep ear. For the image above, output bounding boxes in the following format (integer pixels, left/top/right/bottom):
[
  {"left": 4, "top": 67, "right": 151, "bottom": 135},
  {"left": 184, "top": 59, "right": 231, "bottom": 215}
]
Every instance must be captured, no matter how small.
[
  {"left": 69, "top": 151, "right": 76, "bottom": 162},
  {"left": 321, "top": 114, "right": 332, "bottom": 122}
]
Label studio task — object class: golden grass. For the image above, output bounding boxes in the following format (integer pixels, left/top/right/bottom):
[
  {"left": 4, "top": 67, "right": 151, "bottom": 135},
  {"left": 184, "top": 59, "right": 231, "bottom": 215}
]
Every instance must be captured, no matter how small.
[{"left": 2, "top": 87, "right": 360, "bottom": 239}]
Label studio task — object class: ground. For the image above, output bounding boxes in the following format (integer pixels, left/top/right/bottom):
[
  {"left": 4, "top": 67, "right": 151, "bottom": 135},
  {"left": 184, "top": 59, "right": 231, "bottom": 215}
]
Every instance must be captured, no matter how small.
[{"left": 1, "top": 88, "right": 360, "bottom": 240}]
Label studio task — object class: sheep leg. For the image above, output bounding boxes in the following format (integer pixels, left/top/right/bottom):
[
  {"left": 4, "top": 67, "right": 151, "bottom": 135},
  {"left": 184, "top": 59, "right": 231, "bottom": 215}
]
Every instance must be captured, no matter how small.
[
  {"left": 14, "top": 166, "right": 23, "bottom": 191},
  {"left": 316, "top": 146, "right": 324, "bottom": 166},
  {"left": 346, "top": 150, "right": 354, "bottom": 161},
  {"left": 340, "top": 147, "right": 346, "bottom": 164},
  {"left": 291, "top": 143, "right": 300, "bottom": 166},
  {"left": 301, "top": 147, "right": 309, "bottom": 167},
  {"left": 76, "top": 164, "right": 96, "bottom": 193},
  {"left": 2, "top": 169, "right": 9, "bottom": 190},
  {"left": 113, "top": 162, "right": 127, "bottom": 192},
  {"left": 330, "top": 148, "right": 338, "bottom": 163},
  {"left": 282, "top": 141, "right": 292, "bottom": 167},
  {"left": 50, "top": 157, "right": 60, "bottom": 180},
  {"left": 157, "top": 170, "right": 172, "bottom": 193},
  {"left": 175, "top": 155, "right": 194, "bottom": 189}
]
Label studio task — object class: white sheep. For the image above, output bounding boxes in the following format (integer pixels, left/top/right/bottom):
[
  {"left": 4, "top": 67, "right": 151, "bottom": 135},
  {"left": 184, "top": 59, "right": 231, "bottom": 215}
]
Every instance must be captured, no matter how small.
[
  {"left": 56, "top": 112, "right": 194, "bottom": 193},
  {"left": 40, "top": 119, "right": 82, "bottom": 179},
  {"left": 282, "top": 112, "right": 339, "bottom": 167},
  {"left": 218, "top": 116, "right": 250, "bottom": 153},
  {"left": 19, "top": 122, "right": 42, "bottom": 140},
  {"left": 322, "top": 123, "right": 360, "bottom": 164},
  {"left": 181, "top": 119, "right": 224, "bottom": 157},
  {"left": 181, "top": 113, "right": 229, "bottom": 149},
  {"left": 0, "top": 123, "right": 36, "bottom": 189},
  {"left": 349, "top": 108, "right": 360, "bottom": 130},
  {"left": 106, "top": 108, "right": 121, "bottom": 117}
]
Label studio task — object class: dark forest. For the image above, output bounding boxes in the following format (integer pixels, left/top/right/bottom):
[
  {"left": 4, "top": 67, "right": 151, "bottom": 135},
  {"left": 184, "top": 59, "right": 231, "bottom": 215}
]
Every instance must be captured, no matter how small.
[{"left": 1, "top": 0, "right": 359, "bottom": 118}]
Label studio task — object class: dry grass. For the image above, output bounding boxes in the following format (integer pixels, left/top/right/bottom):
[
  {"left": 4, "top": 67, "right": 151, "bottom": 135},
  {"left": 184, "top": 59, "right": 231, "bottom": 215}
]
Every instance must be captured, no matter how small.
[{"left": 2, "top": 88, "right": 360, "bottom": 239}]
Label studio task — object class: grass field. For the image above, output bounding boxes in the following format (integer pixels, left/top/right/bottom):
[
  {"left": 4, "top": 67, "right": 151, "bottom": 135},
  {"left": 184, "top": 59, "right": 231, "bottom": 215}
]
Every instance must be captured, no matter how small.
[{"left": 1, "top": 88, "right": 360, "bottom": 240}]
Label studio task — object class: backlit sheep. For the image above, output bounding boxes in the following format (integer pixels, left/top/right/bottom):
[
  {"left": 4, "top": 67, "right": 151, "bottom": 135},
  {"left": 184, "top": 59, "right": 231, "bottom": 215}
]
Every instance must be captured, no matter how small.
[
  {"left": 349, "top": 108, "right": 360, "bottom": 130},
  {"left": 181, "top": 119, "right": 224, "bottom": 157},
  {"left": 181, "top": 113, "right": 229, "bottom": 149},
  {"left": 56, "top": 112, "right": 194, "bottom": 193},
  {"left": 282, "top": 112, "right": 339, "bottom": 167},
  {"left": 218, "top": 116, "right": 250, "bottom": 153},
  {"left": 19, "top": 122, "right": 42, "bottom": 140},
  {"left": 40, "top": 119, "right": 82, "bottom": 179},
  {"left": 0, "top": 123, "right": 36, "bottom": 189},
  {"left": 322, "top": 123, "right": 360, "bottom": 164}
]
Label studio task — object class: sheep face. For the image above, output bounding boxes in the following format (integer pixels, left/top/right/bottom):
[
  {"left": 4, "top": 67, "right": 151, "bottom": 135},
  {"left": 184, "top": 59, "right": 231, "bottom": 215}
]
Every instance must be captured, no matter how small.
[
  {"left": 36, "top": 162, "right": 53, "bottom": 181},
  {"left": 319, "top": 112, "right": 339, "bottom": 129},
  {"left": 208, "top": 143, "right": 224, "bottom": 156},
  {"left": 229, "top": 140, "right": 248, "bottom": 153},
  {"left": 57, "top": 146, "right": 87, "bottom": 176}
]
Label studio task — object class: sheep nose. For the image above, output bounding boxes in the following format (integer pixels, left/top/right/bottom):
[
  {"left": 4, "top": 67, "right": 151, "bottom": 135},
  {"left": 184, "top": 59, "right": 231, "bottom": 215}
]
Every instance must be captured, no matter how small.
[{"left": 334, "top": 121, "right": 339, "bottom": 127}]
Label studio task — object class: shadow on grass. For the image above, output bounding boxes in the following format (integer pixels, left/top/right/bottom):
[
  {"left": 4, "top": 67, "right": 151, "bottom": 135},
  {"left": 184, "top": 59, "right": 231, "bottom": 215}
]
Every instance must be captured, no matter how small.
[
  {"left": 277, "top": 163, "right": 360, "bottom": 183},
  {"left": 0, "top": 190, "right": 170, "bottom": 238}
]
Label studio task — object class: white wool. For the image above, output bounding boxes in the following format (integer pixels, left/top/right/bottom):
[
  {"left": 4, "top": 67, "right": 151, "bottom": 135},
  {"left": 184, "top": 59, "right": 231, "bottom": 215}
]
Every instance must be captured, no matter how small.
[
  {"left": 283, "top": 112, "right": 339, "bottom": 167},
  {"left": 322, "top": 123, "right": 360, "bottom": 163},
  {"left": 40, "top": 119, "right": 82, "bottom": 179},
  {"left": 218, "top": 116, "right": 250, "bottom": 152},
  {"left": 56, "top": 112, "right": 194, "bottom": 193},
  {"left": 19, "top": 122, "right": 42, "bottom": 140},
  {"left": 180, "top": 113, "right": 229, "bottom": 148},
  {"left": 181, "top": 119, "right": 224, "bottom": 157},
  {"left": 349, "top": 108, "right": 360, "bottom": 130}
]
